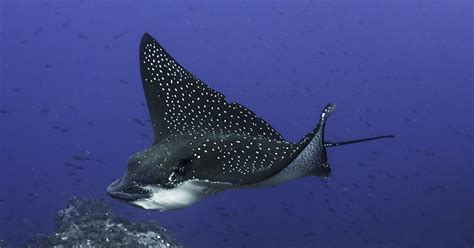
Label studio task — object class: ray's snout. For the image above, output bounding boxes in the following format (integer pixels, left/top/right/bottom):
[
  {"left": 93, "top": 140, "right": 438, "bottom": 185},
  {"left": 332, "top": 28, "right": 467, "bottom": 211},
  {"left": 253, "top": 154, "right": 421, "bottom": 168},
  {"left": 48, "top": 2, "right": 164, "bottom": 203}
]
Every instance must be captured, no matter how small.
[{"left": 107, "top": 178, "right": 150, "bottom": 201}]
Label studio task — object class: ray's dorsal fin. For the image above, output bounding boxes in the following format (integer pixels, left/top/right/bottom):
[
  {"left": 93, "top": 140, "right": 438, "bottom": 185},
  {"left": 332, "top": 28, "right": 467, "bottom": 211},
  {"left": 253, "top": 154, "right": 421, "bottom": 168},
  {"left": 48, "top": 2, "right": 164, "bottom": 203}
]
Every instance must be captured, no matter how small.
[{"left": 139, "top": 33, "right": 283, "bottom": 143}]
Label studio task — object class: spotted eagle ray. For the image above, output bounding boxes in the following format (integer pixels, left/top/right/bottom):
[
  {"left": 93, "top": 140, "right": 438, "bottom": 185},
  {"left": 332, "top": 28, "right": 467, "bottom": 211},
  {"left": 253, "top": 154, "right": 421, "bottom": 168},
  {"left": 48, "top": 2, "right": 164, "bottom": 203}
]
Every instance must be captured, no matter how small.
[{"left": 107, "top": 33, "right": 393, "bottom": 211}]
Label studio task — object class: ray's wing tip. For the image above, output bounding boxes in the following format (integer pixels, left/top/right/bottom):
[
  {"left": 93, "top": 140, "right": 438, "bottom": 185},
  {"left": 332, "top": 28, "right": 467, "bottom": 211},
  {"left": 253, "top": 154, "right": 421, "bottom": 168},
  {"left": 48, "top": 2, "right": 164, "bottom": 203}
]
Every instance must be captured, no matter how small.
[
  {"left": 140, "top": 32, "right": 155, "bottom": 47},
  {"left": 142, "top": 32, "right": 152, "bottom": 39}
]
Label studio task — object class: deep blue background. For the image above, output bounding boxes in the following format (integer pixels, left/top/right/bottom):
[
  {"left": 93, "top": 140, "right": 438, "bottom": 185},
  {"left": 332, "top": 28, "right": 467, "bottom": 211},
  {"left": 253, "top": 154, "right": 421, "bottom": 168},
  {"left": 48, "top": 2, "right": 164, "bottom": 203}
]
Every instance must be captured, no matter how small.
[{"left": 0, "top": 0, "right": 472, "bottom": 247}]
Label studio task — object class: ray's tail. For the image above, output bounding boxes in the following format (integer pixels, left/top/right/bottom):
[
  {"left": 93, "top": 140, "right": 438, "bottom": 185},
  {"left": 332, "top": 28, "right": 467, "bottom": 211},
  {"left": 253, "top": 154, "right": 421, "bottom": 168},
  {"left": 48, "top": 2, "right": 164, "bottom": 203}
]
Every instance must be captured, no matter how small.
[
  {"left": 315, "top": 103, "right": 394, "bottom": 148},
  {"left": 324, "top": 135, "right": 394, "bottom": 148}
]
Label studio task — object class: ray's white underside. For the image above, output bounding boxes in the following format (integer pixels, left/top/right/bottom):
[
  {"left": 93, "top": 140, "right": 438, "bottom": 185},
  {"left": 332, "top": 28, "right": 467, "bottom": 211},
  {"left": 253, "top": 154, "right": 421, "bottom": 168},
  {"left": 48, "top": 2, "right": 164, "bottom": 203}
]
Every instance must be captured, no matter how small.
[
  {"left": 132, "top": 180, "right": 230, "bottom": 210},
  {"left": 131, "top": 138, "right": 318, "bottom": 211}
]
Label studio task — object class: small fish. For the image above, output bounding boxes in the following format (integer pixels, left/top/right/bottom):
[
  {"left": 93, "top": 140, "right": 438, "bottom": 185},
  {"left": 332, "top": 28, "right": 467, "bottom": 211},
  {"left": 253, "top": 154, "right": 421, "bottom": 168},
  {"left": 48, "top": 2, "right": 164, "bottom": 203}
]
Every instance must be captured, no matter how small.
[
  {"left": 28, "top": 193, "right": 38, "bottom": 197},
  {"left": 415, "top": 149, "right": 435, "bottom": 156},
  {"left": 220, "top": 212, "right": 232, "bottom": 218},
  {"left": 72, "top": 155, "right": 90, "bottom": 161},
  {"left": 113, "top": 30, "right": 127, "bottom": 39},
  {"left": 133, "top": 118, "right": 145, "bottom": 126},
  {"left": 78, "top": 33, "right": 88, "bottom": 40},
  {"left": 33, "top": 28, "right": 42, "bottom": 35}
]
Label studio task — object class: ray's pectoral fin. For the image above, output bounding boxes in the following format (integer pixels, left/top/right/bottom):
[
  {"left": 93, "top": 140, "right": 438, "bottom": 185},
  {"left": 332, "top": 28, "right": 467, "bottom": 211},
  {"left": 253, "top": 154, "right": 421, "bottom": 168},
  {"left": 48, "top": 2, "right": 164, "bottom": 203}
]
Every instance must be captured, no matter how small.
[{"left": 139, "top": 33, "right": 284, "bottom": 144}]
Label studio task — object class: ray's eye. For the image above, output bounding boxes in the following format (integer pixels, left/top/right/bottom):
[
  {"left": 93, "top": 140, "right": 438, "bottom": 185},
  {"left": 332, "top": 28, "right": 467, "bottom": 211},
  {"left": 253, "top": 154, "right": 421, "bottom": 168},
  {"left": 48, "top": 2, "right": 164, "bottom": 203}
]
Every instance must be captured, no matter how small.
[{"left": 174, "top": 158, "right": 192, "bottom": 177}]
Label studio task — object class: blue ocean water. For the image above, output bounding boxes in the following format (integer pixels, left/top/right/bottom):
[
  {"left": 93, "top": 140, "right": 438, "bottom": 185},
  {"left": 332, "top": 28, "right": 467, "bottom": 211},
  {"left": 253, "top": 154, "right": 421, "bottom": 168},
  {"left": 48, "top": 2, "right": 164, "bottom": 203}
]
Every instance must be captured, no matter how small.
[{"left": 0, "top": 0, "right": 472, "bottom": 247}]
